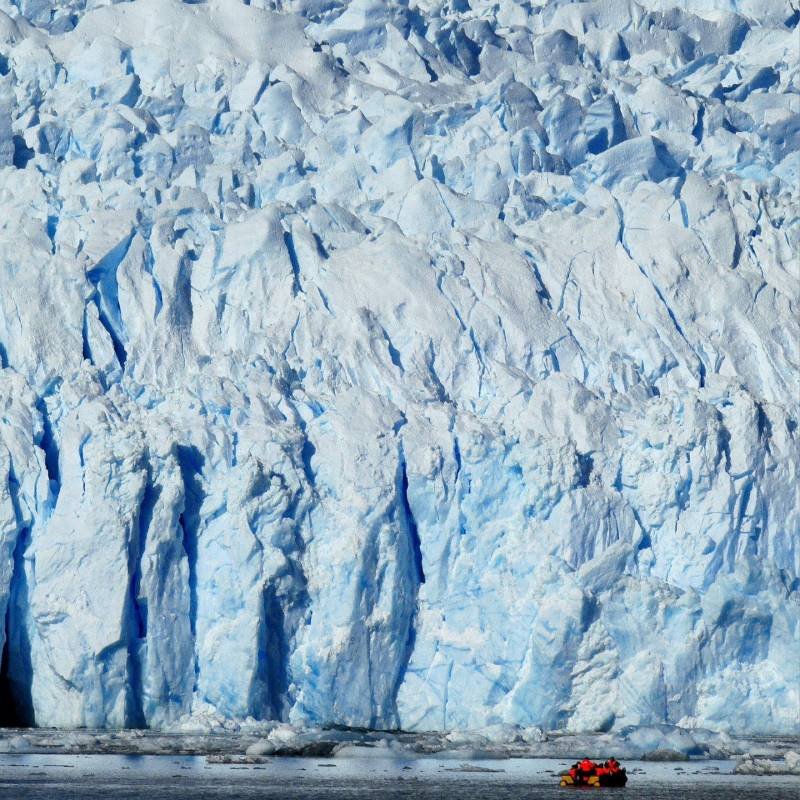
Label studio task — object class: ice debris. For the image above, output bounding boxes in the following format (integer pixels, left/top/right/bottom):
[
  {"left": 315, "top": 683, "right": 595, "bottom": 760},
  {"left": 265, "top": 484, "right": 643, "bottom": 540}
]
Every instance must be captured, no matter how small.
[
  {"left": 734, "top": 751, "right": 800, "bottom": 775},
  {"left": 0, "top": 0, "right": 798, "bottom": 735},
  {"left": 2, "top": 722, "right": 796, "bottom": 764}
]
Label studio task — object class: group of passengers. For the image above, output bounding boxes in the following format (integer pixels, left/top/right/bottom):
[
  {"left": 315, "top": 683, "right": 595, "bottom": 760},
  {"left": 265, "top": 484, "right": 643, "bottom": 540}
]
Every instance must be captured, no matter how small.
[{"left": 567, "top": 756, "right": 623, "bottom": 780}]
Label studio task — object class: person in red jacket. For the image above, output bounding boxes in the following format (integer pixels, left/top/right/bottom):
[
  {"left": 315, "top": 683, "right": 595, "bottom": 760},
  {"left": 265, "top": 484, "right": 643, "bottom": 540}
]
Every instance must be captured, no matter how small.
[{"left": 579, "top": 758, "right": 597, "bottom": 778}]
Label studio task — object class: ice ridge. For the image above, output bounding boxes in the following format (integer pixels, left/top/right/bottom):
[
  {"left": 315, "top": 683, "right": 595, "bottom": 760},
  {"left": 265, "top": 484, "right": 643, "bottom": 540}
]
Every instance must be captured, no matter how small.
[{"left": 0, "top": 0, "right": 797, "bottom": 734}]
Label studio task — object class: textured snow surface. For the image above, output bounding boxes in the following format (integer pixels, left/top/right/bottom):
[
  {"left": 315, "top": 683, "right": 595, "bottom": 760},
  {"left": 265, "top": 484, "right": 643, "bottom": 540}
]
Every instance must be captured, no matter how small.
[{"left": 0, "top": 0, "right": 798, "bottom": 734}]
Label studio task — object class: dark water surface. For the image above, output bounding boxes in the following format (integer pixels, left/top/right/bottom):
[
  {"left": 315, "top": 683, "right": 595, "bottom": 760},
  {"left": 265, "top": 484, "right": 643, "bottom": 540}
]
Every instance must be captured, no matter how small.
[{"left": 1, "top": 755, "right": 797, "bottom": 799}]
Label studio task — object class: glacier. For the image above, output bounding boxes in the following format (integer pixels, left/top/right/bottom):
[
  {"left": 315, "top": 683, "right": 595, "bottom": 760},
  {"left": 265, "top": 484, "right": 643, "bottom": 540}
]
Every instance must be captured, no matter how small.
[{"left": 0, "top": 0, "right": 798, "bottom": 736}]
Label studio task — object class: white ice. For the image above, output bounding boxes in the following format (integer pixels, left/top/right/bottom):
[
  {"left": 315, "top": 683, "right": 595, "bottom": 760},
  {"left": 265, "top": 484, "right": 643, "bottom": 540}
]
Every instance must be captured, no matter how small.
[{"left": 0, "top": 0, "right": 797, "bottom": 736}]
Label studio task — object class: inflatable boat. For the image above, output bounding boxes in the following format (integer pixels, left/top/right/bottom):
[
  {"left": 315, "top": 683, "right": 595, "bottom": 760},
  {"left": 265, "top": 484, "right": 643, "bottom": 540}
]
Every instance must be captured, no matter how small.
[{"left": 560, "top": 759, "right": 628, "bottom": 788}]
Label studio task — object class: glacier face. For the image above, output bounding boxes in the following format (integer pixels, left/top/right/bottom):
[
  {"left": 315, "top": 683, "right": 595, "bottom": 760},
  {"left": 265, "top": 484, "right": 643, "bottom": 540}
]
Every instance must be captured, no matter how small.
[{"left": 0, "top": 0, "right": 798, "bottom": 734}]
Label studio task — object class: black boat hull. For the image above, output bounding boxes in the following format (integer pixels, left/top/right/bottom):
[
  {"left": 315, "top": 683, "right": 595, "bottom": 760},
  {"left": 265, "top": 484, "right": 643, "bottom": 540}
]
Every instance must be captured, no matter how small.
[{"left": 560, "top": 771, "right": 628, "bottom": 788}]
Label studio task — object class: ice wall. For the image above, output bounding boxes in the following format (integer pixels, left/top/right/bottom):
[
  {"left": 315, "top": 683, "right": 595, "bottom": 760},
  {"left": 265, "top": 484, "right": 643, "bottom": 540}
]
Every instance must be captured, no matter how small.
[{"left": 0, "top": 0, "right": 797, "bottom": 733}]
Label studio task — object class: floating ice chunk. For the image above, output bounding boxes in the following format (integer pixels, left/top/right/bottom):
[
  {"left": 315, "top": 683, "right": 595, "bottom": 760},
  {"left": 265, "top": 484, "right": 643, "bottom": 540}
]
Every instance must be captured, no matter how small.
[{"left": 734, "top": 751, "right": 800, "bottom": 775}]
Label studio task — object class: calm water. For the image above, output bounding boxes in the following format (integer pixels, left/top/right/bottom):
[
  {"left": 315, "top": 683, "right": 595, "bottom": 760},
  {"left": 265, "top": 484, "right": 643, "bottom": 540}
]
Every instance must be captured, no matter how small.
[{"left": 1, "top": 755, "right": 798, "bottom": 799}]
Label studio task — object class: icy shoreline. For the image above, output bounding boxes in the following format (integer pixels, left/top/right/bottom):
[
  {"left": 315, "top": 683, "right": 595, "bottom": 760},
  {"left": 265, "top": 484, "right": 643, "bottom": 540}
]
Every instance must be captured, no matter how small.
[{"left": 1, "top": 724, "right": 798, "bottom": 764}]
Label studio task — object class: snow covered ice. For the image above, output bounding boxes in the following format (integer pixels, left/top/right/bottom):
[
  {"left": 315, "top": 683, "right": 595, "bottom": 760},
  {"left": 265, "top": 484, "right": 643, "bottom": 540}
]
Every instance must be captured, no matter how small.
[{"left": 0, "top": 0, "right": 797, "bottom": 738}]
